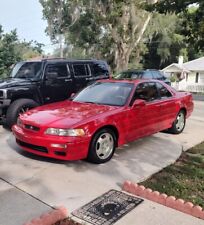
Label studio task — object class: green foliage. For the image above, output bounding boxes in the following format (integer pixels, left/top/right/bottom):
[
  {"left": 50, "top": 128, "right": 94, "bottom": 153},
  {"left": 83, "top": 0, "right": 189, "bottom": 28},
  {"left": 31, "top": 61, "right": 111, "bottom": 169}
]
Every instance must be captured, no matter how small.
[
  {"left": 152, "top": 0, "right": 204, "bottom": 60},
  {"left": 141, "top": 142, "right": 204, "bottom": 208},
  {"left": 143, "top": 13, "right": 187, "bottom": 69},
  {"left": 0, "top": 25, "right": 44, "bottom": 78},
  {"left": 40, "top": 0, "right": 159, "bottom": 71}
]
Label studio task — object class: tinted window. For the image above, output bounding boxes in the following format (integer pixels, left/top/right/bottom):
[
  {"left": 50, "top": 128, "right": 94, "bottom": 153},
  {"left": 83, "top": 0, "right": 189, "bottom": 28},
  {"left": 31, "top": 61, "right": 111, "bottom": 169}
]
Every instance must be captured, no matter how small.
[
  {"left": 73, "top": 82, "right": 134, "bottom": 106},
  {"left": 73, "top": 64, "right": 89, "bottom": 77},
  {"left": 90, "top": 62, "right": 108, "bottom": 77},
  {"left": 115, "top": 71, "right": 132, "bottom": 79},
  {"left": 152, "top": 71, "right": 163, "bottom": 79},
  {"left": 156, "top": 83, "right": 172, "bottom": 98},
  {"left": 131, "top": 72, "right": 144, "bottom": 79},
  {"left": 11, "top": 62, "right": 42, "bottom": 79},
  {"left": 133, "top": 82, "right": 159, "bottom": 102},
  {"left": 142, "top": 71, "right": 153, "bottom": 79},
  {"left": 45, "top": 64, "right": 69, "bottom": 78}
]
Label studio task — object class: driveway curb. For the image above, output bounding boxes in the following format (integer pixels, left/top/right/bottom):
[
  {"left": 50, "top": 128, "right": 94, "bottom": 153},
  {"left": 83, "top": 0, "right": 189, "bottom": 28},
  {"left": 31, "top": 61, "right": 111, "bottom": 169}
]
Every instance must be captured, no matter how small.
[
  {"left": 122, "top": 181, "right": 204, "bottom": 220},
  {"left": 23, "top": 206, "right": 67, "bottom": 225}
]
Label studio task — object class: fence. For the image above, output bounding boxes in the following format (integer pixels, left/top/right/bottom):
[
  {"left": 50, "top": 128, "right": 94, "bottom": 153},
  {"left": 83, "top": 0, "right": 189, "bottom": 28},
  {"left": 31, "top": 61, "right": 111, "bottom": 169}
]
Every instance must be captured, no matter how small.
[{"left": 171, "top": 82, "right": 204, "bottom": 93}]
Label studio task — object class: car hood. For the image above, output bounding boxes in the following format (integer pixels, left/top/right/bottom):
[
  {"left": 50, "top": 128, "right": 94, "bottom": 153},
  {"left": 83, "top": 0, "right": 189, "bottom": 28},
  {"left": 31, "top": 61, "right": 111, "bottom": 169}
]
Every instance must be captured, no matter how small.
[
  {"left": 21, "top": 101, "right": 119, "bottom": 128},
  {"left": 0, "top": 78, "right": 33, "bottom": 88}
]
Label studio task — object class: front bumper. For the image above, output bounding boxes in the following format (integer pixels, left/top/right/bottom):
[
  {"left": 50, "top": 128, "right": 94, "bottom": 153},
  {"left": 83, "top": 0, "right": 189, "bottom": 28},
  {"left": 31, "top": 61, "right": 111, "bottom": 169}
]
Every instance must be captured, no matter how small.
[
  {"left": 0, "top": 99, "right": 11, "bottom": 109},
  {"left": 12, "top": 125, "right": 91, "bottom": 161}
]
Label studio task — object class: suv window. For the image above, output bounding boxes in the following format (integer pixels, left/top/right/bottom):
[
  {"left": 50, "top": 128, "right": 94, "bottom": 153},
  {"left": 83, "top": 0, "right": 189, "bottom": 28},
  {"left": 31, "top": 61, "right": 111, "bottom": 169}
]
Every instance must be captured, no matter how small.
[
  {"left": 132, "top": 82, "right": 159, "bottom": 103},
  {"left": 45, "top": 64, "right": 69, "bottom": 78},
  {"left": 156, "top": 83, "right": 172, "bottom": 98},
  {"left": 90, "top": 62, "right": 108, "bottom": 77},
  {"left": 11, "top": 62, "right": 42, "bottom": 79},
  {"left": 73, "top": 64, "right": 89, "bottom": 77},
  {"left": 152, "top": 71, "right": 162, "bottom": 79},
  {"left": 142, "top": 71, "right": 153, "bottom": 79}
]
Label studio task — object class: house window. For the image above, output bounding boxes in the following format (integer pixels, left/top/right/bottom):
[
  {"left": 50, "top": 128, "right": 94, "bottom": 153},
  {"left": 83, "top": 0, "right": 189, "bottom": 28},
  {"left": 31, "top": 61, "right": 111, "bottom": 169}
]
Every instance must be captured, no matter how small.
[{"left": 195, "top": 72, "right": 199, "bottom": 83}]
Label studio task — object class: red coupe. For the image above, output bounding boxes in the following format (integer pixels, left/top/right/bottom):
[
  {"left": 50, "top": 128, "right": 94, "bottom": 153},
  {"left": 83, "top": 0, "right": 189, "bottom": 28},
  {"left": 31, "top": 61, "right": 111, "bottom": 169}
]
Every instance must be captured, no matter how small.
[{"left": 12, "top": 80, "right": 194, "bottom": 163}]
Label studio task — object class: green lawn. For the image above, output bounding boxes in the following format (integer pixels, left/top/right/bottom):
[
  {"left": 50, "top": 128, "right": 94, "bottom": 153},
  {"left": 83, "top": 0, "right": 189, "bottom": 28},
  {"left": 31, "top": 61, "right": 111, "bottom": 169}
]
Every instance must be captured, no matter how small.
[{"left": 140, "top": 142, "right": 204, "bottom": 208}]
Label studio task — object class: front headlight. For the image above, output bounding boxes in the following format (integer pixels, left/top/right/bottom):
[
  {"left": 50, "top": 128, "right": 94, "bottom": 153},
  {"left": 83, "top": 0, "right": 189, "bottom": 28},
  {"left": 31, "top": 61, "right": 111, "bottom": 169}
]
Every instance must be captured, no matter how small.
[
  {"left": 0, "top": 90, "right": 6, "bottom": 98},
  {"left": 45, "top": 128, "right": 85, "bottom": 137}
]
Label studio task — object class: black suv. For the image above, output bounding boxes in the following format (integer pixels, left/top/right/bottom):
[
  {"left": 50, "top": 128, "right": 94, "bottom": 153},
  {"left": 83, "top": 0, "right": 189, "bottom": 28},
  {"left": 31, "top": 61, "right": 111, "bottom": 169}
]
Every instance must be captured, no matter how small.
[
  {"left": 0, "top": 58, "right": 110, "bottom": 127},
  {"left": 115, "top": 69, "right": 171, "bottom": 85}
]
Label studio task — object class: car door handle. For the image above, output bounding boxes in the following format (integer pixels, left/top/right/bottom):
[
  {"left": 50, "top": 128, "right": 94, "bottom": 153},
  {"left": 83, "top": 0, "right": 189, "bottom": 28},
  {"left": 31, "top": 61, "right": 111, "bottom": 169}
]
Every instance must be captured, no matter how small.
[
  {"left": 86, "top": 77, "right": 93, "bottom": 81},
  {"left": 65, "top": 79, "right": 72, "bottom": 82}
]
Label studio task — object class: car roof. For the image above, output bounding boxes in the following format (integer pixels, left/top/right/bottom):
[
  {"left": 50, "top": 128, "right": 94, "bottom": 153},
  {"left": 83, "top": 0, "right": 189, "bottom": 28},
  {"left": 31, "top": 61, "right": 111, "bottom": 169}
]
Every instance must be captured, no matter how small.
[
  {"left": 98, "top": 78, "right": 162, "bottom": 85},
  {"left": 24, "top": 58, "right": 107, "bottom": 64},
  {"left": 121, "top": 69, "right": 160, "bottom": 73}
]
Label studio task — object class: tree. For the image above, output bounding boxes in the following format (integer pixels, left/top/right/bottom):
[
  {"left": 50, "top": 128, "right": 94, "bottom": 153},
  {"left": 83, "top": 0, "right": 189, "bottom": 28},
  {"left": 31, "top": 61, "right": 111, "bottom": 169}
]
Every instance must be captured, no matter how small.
[
  {"left": 143, "top": 13, "right": 186, "bottom": 69},
  {"left": 40, "top": 0, "right": 159, "bottom": 71},
  {"left": 152, "top": 0, "right": 204, "bottom": 60},
  {"left": 0, "top": 25, "right": 44, "bottom": 77}
]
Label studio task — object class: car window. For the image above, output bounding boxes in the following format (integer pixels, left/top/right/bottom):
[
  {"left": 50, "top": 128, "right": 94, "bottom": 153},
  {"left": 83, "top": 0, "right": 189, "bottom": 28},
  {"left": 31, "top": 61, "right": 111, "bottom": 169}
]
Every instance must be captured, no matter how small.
[
  {"left": 45, "top": 64, "right": 69, "bottom": 78},
  {"left": 156, "top": 82, "right": 172, "bottom": 98},
  {"left": 73, "top": 82, "right": 134, "bottom": 106},
  {"left": 73, "top": 64, "right": 89, "bottom": 77},
  {"left": 11, "top": 62, "right": 42, "bottom": 79},
  {"left": 142, "top": 71, "right": 153, "bottom": 79},
  {"left": 131, "top": 82, "right": 159, "bottom": 103},
  {"left": 152, "top": 71, "right": 163, "bottom": 79},
  {"left": 115, "top": 71, "right": 143, "bottom": 79},
  {"left": 90, "top": 62, "right": 108, "bottom": 77},
  {"left": 131, "top": 72, "right": 143, "bottom": 79}
]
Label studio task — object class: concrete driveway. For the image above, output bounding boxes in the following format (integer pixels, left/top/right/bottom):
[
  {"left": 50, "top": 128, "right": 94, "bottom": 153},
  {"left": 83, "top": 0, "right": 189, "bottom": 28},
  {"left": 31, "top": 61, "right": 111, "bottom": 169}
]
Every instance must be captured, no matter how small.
[{"left": 0, "top": 101, "right": 204, "bottom": 224}]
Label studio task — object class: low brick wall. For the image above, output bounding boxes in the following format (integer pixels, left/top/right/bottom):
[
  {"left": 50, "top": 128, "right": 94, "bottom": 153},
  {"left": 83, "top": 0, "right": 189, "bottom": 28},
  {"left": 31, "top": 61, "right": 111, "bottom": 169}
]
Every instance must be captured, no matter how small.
[
  {"left": 122, "top": 180, "right": 204, "bottom": 220},
  {"left": 23, "top": 206, "right": 68, "bottom": 225}
]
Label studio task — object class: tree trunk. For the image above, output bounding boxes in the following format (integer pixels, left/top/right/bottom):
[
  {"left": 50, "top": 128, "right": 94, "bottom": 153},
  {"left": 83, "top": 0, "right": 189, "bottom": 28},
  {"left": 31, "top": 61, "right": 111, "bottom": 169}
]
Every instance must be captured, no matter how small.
[{"left": 115, "top": 43, "right": 131, "bottom": 72}]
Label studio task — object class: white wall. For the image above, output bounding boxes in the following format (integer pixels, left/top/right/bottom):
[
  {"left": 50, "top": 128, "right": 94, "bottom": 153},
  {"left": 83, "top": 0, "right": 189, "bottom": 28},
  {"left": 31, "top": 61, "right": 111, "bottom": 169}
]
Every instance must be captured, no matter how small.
[
  {"left": 199, "top": 73, "right": 204, "bottom": 84},
  {"left": 172, "top": 71, "right": 204, "bottom": 93},
  {"left": 187, "top": 72, "right": 196, "bottom": 84}
]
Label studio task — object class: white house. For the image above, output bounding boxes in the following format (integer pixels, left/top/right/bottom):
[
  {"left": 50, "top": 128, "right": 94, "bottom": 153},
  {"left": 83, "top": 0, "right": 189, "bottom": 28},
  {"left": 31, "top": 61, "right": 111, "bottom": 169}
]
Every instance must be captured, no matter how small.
[{"left": 162, "top": 57, "right": 204, "bottom": 93}]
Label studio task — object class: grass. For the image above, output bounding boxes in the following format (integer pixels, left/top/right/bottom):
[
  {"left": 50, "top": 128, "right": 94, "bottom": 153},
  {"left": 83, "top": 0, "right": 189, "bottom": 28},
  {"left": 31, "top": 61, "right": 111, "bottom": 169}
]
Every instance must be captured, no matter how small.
[{"left": 140, "top": 142, "right": 204, "bottom": 208}]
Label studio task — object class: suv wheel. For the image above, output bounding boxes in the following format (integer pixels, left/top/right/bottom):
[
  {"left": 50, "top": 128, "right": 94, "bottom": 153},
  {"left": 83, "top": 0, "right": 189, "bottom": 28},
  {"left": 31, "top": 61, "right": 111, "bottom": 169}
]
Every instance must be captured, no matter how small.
[{"left": 6, "top": 99, "right": 39, "bottom": 128}]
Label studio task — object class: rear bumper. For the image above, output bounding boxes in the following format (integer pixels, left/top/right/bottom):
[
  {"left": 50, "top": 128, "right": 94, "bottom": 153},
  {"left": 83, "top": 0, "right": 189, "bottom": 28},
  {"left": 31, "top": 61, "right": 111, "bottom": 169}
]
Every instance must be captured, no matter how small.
[{"left": 12, "top": 125, "right": 90, "bottom": 161}]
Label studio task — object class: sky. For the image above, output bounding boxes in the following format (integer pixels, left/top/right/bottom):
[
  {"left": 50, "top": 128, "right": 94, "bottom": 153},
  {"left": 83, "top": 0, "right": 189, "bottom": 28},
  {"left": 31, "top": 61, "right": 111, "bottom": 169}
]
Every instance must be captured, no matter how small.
[{"left": 0, "top": 0, "right": 54, "bottom": 53}]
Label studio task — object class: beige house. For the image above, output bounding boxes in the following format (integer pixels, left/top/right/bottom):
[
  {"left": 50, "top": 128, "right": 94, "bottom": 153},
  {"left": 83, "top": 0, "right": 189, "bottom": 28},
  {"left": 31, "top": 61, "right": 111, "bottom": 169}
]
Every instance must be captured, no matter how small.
[{"left": 162, "top": 57, "right": 204, "bottom": 93}]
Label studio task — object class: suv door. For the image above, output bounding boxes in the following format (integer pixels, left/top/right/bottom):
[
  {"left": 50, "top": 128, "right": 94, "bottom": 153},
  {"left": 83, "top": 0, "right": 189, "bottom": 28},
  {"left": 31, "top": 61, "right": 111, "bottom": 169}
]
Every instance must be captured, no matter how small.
[
  {"left": 42, "top": 63, "right": 74, "bottom": 103},
  {"left": 89, "top": 61, "right": 110, "bottom": 81},
  {"left": 71, "top": 63, "right": 91, "bottom": 92}
]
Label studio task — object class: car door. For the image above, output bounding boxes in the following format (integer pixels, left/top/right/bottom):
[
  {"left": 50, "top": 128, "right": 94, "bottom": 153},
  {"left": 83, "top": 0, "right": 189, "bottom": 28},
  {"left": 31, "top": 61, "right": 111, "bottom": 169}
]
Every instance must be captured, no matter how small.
[
  {"left": 126, "top": 82, "right": 162, "bottom": 142},
  {"left": 41, "top": 62, "right": 74, "bottom": 104},
  {"left": 71, "top": 62, "right": 91, "bottom": 92},
  {"left": 89, "top": 61, "right": 110, "bottom": 81},
  {"left": 156, "top": 82, "right": 177, "bottom": 130}
]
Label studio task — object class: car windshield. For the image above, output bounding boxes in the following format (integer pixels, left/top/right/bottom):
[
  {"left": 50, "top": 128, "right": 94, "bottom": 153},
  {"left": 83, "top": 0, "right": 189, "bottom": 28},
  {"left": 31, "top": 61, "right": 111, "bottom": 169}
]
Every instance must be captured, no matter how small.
[
  {"left": 10, "top": 62, "right": 42, "bottom": 79},
  {"left": 73, "top": 82, "right": 134, "bottom": 106},
  {"left": 115, "top": 71, "right": 143, "bottom": 79}
]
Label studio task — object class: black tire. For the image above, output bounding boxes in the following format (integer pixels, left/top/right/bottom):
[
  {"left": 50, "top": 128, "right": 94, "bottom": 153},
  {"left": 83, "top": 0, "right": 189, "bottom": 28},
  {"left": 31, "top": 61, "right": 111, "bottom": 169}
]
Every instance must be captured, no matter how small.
[
  {"left": 6, "top": 99, "right": 39, "bottom": 128},
  {"left": 87, "top": 128, "right": 117, "bottom": 164},
  {"left": 169, "top": 110, "right": 186, "bottom": 134}
]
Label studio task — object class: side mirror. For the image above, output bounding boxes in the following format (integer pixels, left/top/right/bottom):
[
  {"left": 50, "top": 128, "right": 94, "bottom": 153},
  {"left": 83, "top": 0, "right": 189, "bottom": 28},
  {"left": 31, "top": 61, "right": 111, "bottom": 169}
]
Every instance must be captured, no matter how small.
[{"left": 132, "top": 99, "right": 146, "bottom": 108}]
